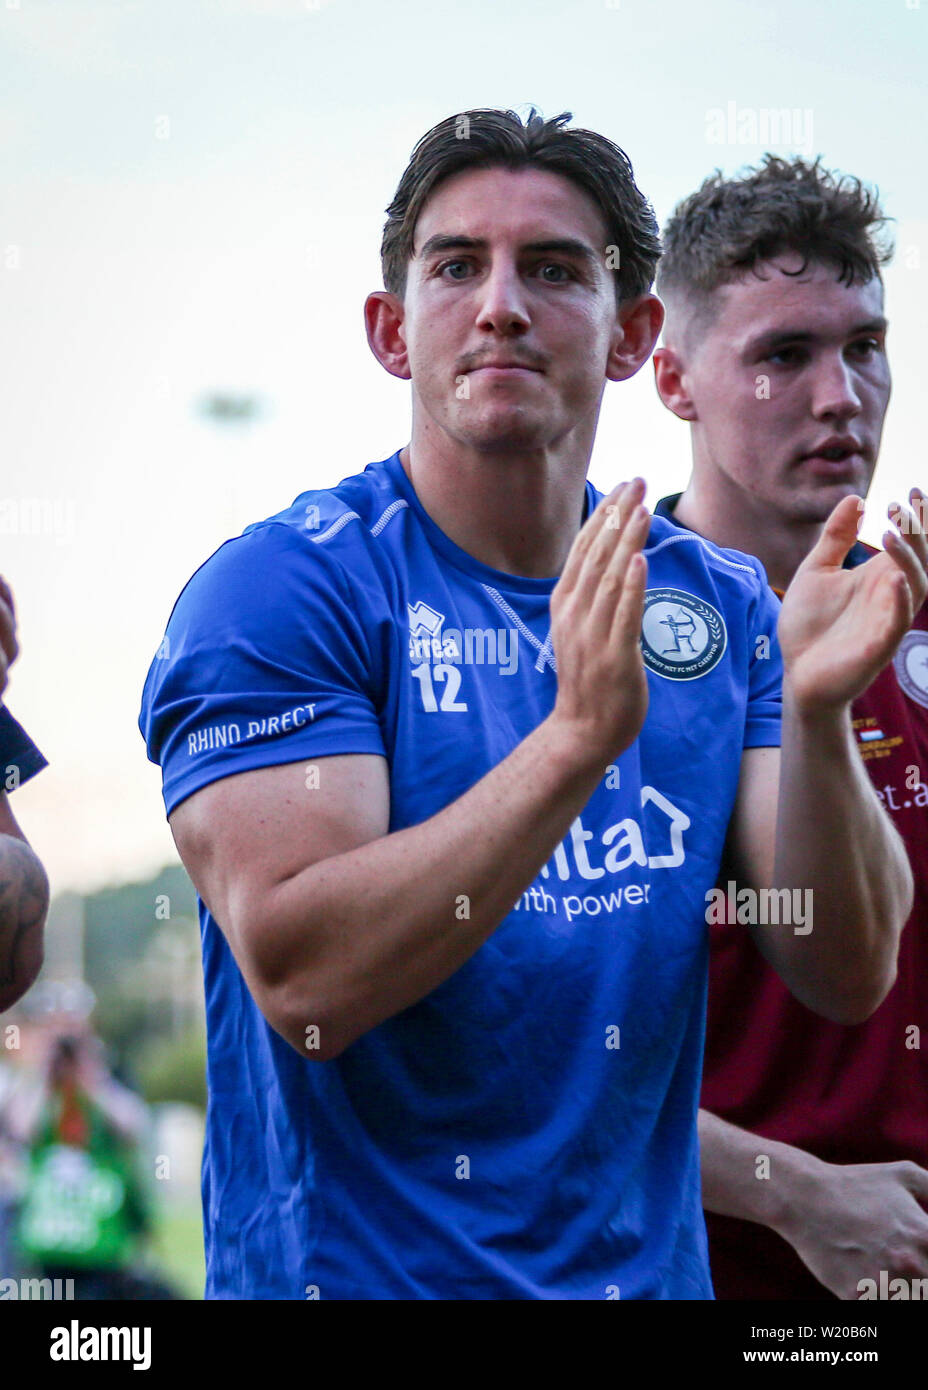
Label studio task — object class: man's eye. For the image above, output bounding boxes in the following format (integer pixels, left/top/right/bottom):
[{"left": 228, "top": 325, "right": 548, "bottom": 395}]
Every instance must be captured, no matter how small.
[
  {"left": 438, "top": 260, "right": 473, "bottom": 280},
  {"left": 848, "top": 338, "right": 881, "bottom": 357},
  {"left": 537, "top": 263, "right": 572, "bottom": 283},
  {"left": 768, "top": 346, "right": 806, "bottom": 366}
]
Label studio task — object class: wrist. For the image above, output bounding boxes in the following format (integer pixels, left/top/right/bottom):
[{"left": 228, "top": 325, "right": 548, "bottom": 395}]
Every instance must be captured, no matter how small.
[
  {"left": 539, "top": 709, "right": 617, "bottom": 784},
  {"left": 782, "top": 676, "right": 853, "bottom": 736},
  {"left": 766, "top": 1144, "right": 832, "bottom": 1241}
]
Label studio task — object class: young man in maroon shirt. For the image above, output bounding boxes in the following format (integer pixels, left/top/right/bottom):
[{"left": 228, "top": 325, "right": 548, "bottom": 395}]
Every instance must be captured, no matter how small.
[{"left": 653, "top": 156, "right": 928, "bottom": 1300}]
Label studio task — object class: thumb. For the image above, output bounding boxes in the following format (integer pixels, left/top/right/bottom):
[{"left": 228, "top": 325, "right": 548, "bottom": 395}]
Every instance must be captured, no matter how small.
[{"left": 804, "top": 495, "right": 864, "bottom": 571}]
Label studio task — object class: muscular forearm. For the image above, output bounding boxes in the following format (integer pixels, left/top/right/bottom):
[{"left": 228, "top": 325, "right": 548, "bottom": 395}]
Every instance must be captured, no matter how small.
[
  {"left": 757, "top": 680, "right": 910, "bottom": 1022},
  {"left": 699, "top": 1108, "right": 824, "bottom": 1234},
  {"left": 0, "top": 795, "right": 50, "bottom": 1010},
  {"left": 241, "top": 715, "right": 609, "bottom": 1059}
]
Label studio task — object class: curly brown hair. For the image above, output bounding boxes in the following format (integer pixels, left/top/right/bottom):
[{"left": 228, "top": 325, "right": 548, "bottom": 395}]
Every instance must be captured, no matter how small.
[{"left": 657, "top": 155, "right": 894, "bottom": 300}]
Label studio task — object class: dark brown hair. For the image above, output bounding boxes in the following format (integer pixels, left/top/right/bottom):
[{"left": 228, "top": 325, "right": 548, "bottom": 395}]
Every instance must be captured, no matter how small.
[
  {"left": 658, "top": 154, "right": 894, "bottom": 300},
  {"left": 381, "top": 107, "right": 661, "bottom": 304}
]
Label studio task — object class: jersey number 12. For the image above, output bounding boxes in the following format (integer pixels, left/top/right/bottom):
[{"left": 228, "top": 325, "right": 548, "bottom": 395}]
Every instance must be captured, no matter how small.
[{"left": 411, "top": 663, "right": 469, "bottom": 712}]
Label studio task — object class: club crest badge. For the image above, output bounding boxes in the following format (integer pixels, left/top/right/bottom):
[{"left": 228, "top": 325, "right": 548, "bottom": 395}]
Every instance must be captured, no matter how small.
[
  {"left": 640, "top": 587, "right": 727, "bottom": 680},
  {"left": 893, "top": 629, "right": 928, "bottom": 711}
]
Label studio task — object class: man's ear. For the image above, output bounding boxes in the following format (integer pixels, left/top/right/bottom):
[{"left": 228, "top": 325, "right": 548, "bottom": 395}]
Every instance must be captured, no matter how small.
[
  {"left": 606, "top": 293, "right": 664, "bottom": 383},
  {"left": 652, "top": 344, "right": 698, "bottom": 422},
  {"left": 365, "top": 290, "right": 411, "bottom": 380}
]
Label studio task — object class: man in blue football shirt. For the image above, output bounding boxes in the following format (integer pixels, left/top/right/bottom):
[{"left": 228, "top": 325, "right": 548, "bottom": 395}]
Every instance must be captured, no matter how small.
[{"left": 140, "top": 109, "right": 925, "bottom": 1299}]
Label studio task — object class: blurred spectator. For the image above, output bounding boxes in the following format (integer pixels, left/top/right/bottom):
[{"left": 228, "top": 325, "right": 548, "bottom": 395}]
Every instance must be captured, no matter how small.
[
  {"left": 7, "top": 1029, "right": 177, "bottom": 1298},
  {"left": 0, "top": 1061, "right": 23, "bottom": 1280}
]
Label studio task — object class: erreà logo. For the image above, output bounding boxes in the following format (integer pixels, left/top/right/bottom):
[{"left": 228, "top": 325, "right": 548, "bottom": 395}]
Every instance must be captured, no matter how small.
[
  {"left": 407, "top": 600, "right": 444, "bottom": 639},
  {"left": 640, "top": 587, "right": 726, "bottom": 680}
]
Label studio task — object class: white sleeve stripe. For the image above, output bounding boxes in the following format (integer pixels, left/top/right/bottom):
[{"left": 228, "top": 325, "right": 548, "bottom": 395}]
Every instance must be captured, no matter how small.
[
  {"left": 310, "top": 510, "right": 362, "bottom": 544},
  {"left": 644, "top": 530, "right": 757, "bottom": 575},
  {"left": 310, "top": 498, "right": 409, "bottom": 545},
  {"left": 371, "top": 499, "right": 409, "bottom": 536}
]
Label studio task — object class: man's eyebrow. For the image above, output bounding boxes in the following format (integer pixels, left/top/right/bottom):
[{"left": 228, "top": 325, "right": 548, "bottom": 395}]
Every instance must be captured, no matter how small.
[
  {"left": 846, "top": 317, "right": 888, "bottom": 337},
  {"left": 416, "top": 234, "right": 601, "bottom": 268},
  {"left": 416, "top": 235, "right": 483, "bottom": 260},
  {"left": 746, "top": 318, "right": 889, "bottom": 353},
  {"left": 521, "top": 238, "right": 601, "bottom": 268}
]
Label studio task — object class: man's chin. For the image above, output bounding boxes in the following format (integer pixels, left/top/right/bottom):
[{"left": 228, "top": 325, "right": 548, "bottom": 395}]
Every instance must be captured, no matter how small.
[
  {"left": 453, "top": 415, "right": 555, "bottom": 455},
  {"left": 787, "top": 480, "right": 868, "bottom": 525}
]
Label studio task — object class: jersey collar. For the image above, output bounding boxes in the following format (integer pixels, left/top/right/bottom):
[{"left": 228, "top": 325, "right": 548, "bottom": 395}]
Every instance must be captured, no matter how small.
[{"left": 653, "top": 492, "right": 874, "bottom": 594}]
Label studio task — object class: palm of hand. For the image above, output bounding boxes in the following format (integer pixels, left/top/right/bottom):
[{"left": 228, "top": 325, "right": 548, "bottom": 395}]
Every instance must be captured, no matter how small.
[{"left": 779, "top": 551, "right": 910, "bottom": 710}]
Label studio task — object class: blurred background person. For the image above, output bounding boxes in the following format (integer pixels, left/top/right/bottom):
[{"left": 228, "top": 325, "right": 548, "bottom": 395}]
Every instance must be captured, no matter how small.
[{"left": 4, "top": 1027, "right": 178, "bottom": 1299}]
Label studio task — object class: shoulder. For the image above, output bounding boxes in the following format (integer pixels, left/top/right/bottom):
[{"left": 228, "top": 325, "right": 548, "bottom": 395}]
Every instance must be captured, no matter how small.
[
  {"left": 165, "top": 455, "right": 405, "bottom": 630},
  {"left": 245, "top": 452, "right": 410, "bottom": 561},
  {"left": 642, "top": 513, "right": 772, "bottom": 605}
]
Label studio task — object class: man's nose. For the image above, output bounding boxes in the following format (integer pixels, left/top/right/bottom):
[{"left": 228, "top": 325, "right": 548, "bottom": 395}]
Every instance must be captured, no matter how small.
[
  {"left": 474, "top": 261, "right": 531, "bottom": 334},
  {"left": 812, "top": 353, "right": 863, "bottom": 422}
]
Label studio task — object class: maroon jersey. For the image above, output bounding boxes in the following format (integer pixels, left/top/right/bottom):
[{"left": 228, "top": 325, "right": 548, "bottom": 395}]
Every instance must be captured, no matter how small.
[
  {"left": 703, "top": 549, "right": 928, "bottom": 1299},
  {"left": 654, "top": 500, "right": 928, "bottom": 1298}
]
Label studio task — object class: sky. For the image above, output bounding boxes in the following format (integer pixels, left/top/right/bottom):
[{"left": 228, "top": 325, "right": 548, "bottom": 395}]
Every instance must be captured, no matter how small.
[{"left": 2, "top": 0, "right": 926, "bottom": 894}]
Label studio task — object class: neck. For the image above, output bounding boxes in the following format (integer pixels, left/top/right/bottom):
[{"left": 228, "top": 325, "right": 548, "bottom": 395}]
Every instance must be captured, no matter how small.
[
  {"left": 672, "top": 469, "right": 821, "bottom": 592},
  {"left": 400, "top": 411, "right": 595, "bottom": 578}
]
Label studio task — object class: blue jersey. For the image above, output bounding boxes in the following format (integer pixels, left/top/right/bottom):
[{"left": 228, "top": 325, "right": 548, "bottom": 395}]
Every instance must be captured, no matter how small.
[{"left": 139, "top": 450, "right": 783, "bottom": 1300}]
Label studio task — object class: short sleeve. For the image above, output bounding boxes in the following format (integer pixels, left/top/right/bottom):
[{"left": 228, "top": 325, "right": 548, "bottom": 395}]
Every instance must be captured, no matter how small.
[
  {"left": 139, "top": 522, "right": 387, "bottom": 817},
  {"left": 0, "top": 705, "right": 48, "bottom": 789},
  {"left": 743, "top": 573, "right": 783, "bottom": 749}
]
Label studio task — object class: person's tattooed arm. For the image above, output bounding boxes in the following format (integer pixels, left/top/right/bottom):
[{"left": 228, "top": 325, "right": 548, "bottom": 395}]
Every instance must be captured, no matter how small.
[{"left": 0, "top": 799, "right": 50, "bottom": 1010}]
